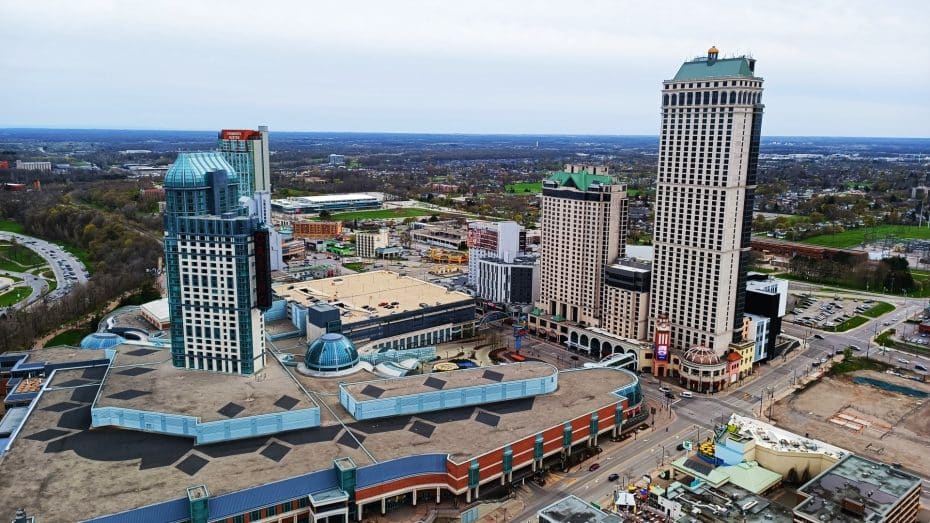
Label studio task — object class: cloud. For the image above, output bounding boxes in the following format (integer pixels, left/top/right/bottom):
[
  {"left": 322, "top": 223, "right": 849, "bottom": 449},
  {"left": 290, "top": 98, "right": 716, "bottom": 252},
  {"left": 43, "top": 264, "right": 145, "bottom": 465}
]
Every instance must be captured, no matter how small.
[{"left": 1, "top": 0, "right": 927, "bottom": 136}]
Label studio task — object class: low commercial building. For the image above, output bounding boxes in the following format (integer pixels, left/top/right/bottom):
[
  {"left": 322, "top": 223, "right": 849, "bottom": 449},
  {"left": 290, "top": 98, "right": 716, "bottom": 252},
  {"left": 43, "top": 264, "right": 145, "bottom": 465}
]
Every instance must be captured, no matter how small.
[
  {"left": 13, "top": 161, "right": 52, "bottom": 171},
  {"left": 291, "top": 221, "right": 344, "bottom": 240},
  {"left": 140, "top": 298, "right": 170, "bottom": 331},
  {"left": 538, "top": 494, "right": 620, "bottom": 523},
  {"left": 410, "top": 222, "right": 467, "bottom": 250},
  {"left": 273, "top": 271, "right": 476, "bottom": 347},
  {"left": 356, "top": 229, "right": 389, "bottom": 258},
  {"left": 281, "top": 238, "right": 306, "bottom": 261},
  {"left": 271, "top": 193, "right": 382, "bottom": 215},
  {"left": 475, "top": 255, "right": 538, "bottom": 305},
  {"left": 794, "top": 454, "right": 921, "bottom": 523},
  {"left": 602, "top": 259, "right": 651, "bottom": 341}
]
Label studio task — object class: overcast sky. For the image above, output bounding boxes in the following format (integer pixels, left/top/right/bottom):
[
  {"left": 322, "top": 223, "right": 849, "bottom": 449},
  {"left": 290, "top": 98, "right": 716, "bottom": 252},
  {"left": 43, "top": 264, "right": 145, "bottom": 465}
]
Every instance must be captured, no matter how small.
[{"left": 2, "top": 0, "right": 928, "bottom": 137}]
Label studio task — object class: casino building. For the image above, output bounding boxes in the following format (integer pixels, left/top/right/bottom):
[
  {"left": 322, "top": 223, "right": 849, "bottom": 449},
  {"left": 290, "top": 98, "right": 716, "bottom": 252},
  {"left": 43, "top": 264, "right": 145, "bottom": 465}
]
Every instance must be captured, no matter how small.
[{"left": 0, "top": 338, "right": 644, "bottom": 522}]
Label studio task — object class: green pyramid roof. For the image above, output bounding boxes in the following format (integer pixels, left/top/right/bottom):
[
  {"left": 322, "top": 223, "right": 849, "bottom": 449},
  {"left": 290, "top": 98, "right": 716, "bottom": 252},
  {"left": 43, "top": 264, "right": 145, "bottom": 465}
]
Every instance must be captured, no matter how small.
[
  {"left": 673, "top": 57, "right": 756, "bottom": 81},
  {"left": 545, "top": 171, "right": 613, "bottom": 192}
]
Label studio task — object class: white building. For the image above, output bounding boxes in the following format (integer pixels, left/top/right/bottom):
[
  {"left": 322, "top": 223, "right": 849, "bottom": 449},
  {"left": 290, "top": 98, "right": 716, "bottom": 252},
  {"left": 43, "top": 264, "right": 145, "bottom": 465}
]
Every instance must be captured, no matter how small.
[
  {"left": 475, "top": 255, "right": 539, "bottom": 305},
  {"left": 356, "top": 229, "right": 389, "bottom": 258},
  {"left": 466, "top": 221, "right": 523, "bottom": 287},
  {"left": 14, "top": 161, "right": 51, "bottom": 171},
  {"left": 650, "top": 47, "right": 765, "bottom": 355}
]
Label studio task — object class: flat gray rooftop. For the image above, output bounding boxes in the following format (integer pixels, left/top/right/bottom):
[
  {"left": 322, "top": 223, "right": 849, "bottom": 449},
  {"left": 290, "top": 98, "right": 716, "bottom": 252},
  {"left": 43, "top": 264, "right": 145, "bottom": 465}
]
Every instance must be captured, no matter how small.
[
  {"left": 273, "top": 270, "right": 472, "bottom": 323},
  {"left": 341, "top": 361, "right": 557, "bottom": 400},
  {"left": 17, "top": 346, "right": 108, "bottom": 365},
  {"left": 539, "top": 494, "right": 620, "bottom": 523},
  {"left": 0, "top": 347, "right": 637, "bottom": 522},
  {"left": 95, "top": 346, "right": 316, "bottom": 422},
  {"left": 795, "top": 454, "right": 921, "bottom": 522}
]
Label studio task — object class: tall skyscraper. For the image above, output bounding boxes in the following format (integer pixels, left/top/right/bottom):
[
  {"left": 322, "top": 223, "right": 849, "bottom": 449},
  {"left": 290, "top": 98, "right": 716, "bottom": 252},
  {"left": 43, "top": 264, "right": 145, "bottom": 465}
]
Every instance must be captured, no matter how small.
[
  {"left": 164, "top": 152, "right": 273, "bottom": 375},
  {"left": 650, "top": 47, "right": 764, "bottom": 355},
  {"left": 536, "top": 165, "right": 628, "bottom": 326},
  {"left": 218, "top": 126, "right": 283, "bottom": 271}
]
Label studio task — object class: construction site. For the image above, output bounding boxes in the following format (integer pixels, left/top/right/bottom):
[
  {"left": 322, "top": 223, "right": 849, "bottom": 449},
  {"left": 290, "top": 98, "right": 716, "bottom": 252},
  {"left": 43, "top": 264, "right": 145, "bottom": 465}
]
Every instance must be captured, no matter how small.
[{"left": 770, "top": 369, "right": 930, "bottom": 478}]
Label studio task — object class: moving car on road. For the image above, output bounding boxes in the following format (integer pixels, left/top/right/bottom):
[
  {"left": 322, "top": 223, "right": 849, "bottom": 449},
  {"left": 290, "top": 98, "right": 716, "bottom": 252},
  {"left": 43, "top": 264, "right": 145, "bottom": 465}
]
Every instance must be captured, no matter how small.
[
  {"left": 588, "top": 463, "right": 600, "bottom": 472},
  {"left": 608, "top": 473, "right": 619, "bottom": 482}
]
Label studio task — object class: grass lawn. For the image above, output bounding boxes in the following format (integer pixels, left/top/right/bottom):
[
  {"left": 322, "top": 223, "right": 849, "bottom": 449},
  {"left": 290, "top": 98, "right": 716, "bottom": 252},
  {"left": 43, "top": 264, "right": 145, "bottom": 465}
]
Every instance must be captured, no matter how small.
[
  {"left": 826, "top": 315, "right": 869, "bottom": 332},
  {"left": 342, "top": 262, "right": 369, "bottom": 273},
  {"left": 0, "top": 219, "right": 25, "bottom": 233},
  {"left": 323, "top": 208, "right": 435, "bottom": 221},
  {"left": 0, "top": 286, "right": 32, "bottom": 306},
  {"left": 829, "top": 355, "right": 889, "bottom": 375},
  {"left": 46, "top": 328, "right": 93, "bottom": 347},
  {"left": 801, "top": 225, "right": 930, "bottom": 248},
  {"left": 0, "top": 243, "right": 46, "bottom": 269},
  {"left": 876, "top": 329, "right": 895, "bottom": 347},
  {"left": 748, "top": 266, "right": 779, "bottom": 274},
  {"left": 45, "top": 278, "right": 57, "bottom": 292},
  {"left": 505, "top": 182, "right": 543, "bottom": 194},
  {"left": 862, "top": 301, "right": 895, "bottom": 318},
  {"left": 775, "top": 271, "right": 930, "bottom": 298}
]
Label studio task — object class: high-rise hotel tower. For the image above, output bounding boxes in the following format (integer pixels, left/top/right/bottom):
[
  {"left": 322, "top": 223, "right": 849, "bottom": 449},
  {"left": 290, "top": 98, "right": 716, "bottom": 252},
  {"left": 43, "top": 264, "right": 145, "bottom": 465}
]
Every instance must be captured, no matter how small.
[
  {"left": 537, "top": 165, "right": 628, "bottom": 327},
  {"left": 650, "top": 47, "right": 763, "bottom": 355},
  {"left": 218, "top": 127, "right": 283, "bottom": 271},
  {"left": 164, "top": 152, "right": 273, "bottom": 374}
]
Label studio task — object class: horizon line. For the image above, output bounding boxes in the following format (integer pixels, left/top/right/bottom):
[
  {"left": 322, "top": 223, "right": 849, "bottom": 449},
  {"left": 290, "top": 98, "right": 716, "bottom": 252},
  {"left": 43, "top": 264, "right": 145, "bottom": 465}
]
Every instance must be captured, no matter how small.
[{"left": 1, "top": 126, "right": 928, "bottom": 141}]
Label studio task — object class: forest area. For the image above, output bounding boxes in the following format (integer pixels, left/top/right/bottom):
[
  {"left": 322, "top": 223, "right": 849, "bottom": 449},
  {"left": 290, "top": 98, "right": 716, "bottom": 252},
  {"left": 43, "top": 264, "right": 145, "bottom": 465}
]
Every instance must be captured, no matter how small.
[{"left": 0, "top": 184, "right": 162, "bottom": 352}]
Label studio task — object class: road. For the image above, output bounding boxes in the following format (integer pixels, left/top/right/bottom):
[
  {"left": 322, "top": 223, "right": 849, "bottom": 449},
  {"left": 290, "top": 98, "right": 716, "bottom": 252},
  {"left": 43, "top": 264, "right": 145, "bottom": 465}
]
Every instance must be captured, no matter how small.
[
  {"left": 509, "top": 298, "right": 930, "bottom": 520},
  {"left": 0, "top": 232, "right": 89, "bottom": 310}
]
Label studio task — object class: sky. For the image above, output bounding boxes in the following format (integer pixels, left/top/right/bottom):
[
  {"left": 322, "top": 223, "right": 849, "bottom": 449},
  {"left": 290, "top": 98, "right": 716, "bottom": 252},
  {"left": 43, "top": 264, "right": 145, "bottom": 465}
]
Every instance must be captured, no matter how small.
[{"left": 2, "top": 0, "right": 928, "bottom": 137}]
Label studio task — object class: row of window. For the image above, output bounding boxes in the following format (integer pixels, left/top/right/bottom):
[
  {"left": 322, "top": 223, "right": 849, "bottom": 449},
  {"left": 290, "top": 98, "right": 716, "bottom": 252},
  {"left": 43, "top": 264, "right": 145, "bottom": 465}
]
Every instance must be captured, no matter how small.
[{"left": 663, "top": 90, "right": 761, "bottom": 107}]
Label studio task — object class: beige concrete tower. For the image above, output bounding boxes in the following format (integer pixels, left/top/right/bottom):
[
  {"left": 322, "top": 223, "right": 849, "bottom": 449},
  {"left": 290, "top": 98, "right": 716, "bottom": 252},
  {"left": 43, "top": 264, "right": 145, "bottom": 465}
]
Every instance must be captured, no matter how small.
[
  {"left": 536, "top": 165, "right": 628, "bottom": 327},
  {"left": 650, "top": 47, "right": 764, "bottom": 355}
]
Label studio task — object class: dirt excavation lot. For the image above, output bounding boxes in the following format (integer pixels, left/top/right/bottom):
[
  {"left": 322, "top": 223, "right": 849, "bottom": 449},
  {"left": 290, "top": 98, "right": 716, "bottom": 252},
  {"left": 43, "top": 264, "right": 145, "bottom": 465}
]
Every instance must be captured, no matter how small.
[{"left": 771, "top": 370, "right": 930, "bottom": 478}]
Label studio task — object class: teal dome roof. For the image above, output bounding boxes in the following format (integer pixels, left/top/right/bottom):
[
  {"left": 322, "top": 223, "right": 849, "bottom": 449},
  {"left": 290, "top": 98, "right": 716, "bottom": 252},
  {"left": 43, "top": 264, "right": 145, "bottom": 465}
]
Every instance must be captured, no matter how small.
[
  {"left": 80, "top": 332, "right": 126, "bottom": 350},
  {"left": 305, "top": 333, "right": 359, "bottom": 372},
  {"left": 165, "top": 152, "right": 238, "bottom": 189}
]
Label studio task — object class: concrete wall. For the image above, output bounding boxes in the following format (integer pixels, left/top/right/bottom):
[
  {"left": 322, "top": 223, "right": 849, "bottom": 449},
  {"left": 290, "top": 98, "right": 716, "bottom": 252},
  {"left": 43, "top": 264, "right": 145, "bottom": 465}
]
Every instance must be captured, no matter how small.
[
  {"left": 91, "top": 405, "right": 321, "bottom": 444},
  {"left": 340, "top": 373, "right": 558, "bottom": 421}
]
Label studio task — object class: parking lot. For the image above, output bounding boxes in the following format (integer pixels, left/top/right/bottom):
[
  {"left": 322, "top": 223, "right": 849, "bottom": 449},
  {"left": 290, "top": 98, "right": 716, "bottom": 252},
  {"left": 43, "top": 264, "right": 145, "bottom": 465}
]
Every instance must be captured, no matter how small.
[{"left": 787, "top": 294, "right": 883, "bottom": 329}]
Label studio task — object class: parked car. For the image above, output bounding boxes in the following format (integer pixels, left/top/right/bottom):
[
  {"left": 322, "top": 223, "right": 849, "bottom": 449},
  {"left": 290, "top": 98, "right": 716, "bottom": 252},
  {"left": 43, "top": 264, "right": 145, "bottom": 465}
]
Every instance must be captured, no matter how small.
[{"left": 588, "top": 463, "right": 600, "bottom": 472}]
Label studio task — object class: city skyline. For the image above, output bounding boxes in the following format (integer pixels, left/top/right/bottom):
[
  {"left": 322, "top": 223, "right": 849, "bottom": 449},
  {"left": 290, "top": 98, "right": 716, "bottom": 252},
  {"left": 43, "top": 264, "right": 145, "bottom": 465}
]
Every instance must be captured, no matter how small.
[{"left": 2, "top": 1, "right": 928, "bottom": 137}]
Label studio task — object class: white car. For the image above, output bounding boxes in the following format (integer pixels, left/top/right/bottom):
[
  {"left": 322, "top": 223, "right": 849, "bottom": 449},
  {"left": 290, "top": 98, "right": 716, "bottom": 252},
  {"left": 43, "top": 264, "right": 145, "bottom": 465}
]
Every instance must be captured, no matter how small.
[{"left": 897, "top": 358, "right": 910, "bottom": 365}]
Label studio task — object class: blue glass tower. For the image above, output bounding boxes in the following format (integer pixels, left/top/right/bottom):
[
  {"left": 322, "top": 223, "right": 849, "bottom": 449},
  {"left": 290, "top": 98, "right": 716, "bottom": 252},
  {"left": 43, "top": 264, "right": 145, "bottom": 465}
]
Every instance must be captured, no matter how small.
[{"left": 164, "top": 152, "right": 272, "bottom": 375}]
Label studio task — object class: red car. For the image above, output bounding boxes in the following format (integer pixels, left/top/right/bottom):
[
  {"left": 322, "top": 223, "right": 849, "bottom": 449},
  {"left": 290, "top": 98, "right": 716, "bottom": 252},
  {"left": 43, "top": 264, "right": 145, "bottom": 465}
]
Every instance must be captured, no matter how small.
[{"left": 588, "top": 463, "right": 600, "bottom": 472}]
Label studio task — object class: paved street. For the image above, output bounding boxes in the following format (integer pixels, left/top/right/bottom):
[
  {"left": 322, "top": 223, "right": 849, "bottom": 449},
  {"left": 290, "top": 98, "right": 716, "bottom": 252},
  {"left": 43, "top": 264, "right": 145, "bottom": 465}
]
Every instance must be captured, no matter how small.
[
  {"left": 0, "top": 232, "right": 89, "bottom": 311},
  {"left": 504, "top": 293, "right": 930, "bottom": 519}
]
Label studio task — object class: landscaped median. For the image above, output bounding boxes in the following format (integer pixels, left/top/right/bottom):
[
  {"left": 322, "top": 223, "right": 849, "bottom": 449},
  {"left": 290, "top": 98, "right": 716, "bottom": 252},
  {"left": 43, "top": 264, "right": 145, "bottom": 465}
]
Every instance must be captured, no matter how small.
[{"left": 824, "top": 315, "right": 868, "bottom": 332}]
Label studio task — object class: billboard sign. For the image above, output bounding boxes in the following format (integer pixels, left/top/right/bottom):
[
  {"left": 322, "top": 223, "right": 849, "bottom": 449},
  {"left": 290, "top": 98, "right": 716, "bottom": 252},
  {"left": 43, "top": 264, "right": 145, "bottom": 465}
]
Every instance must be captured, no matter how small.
[
  {"left": 654, "top": 329, "right": 670, "bottom": 361},
  {"left": 656, "top": 344, "right": 669, "bottom": 361}
]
